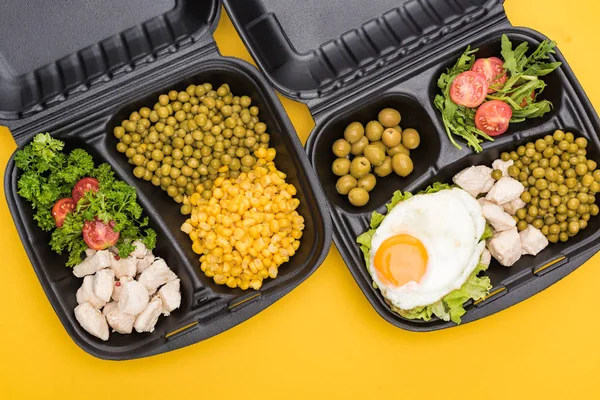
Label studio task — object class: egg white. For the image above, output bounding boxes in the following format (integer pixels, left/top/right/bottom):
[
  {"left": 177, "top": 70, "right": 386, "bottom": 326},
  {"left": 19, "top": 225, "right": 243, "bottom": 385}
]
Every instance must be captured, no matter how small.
[{"left": 368, "top": 188, "right": 486, "bottom": 310}]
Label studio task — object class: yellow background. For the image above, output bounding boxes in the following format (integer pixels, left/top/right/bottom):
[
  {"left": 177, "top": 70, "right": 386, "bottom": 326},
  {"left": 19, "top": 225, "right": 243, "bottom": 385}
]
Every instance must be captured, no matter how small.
[{"left": 1, "top": 1, "right": 599, "bottom": 398}]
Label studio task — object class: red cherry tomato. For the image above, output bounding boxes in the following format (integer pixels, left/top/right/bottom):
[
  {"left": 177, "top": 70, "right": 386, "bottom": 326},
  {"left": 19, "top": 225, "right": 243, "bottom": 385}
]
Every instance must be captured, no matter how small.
[
  {"left": 475, "top": 100, "right": 513, "bottom": 137},
  {"left": 82, "top": 218, "right": 120, "bottom": 250},
  {"left": 520, "top": 90, "right": 536, "bottom": 107},
  {"left": 51, "top": 198, "right": 76, "bottom": 228},
  {"left": 72, "top": 177, "right": 99, "bottom": 203},
  {"left": 450, "top": 71, "right": 489, "bottom": 108},
  {"left": 471, "top": 57, "right": 508, "bottom": 94}
]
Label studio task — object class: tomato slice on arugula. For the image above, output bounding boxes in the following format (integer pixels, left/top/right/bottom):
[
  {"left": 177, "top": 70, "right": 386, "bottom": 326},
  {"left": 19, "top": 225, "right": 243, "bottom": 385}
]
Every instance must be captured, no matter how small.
[
  {"left": 475, "top": 100, "right": 513, "bottom": 137},
  {"left": 51, "top": 198, "right": 76, "bottom": 228},
  {"left": 82, "top": 218, "right": 120, "bottom": 250},
  {"left": 471, "top": 57, "right": 508, "bottom": 94},
  {"left": 72, "top": 177, "right": 99, "bottom": 203},
  {"left": 449, "top": 71, "right": 489, "bottom": 108}
]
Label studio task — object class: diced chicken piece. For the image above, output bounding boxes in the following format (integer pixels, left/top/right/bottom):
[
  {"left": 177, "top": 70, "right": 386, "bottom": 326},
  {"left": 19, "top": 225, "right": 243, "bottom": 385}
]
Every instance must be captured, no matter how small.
[
  {"left": 485, "top": 177, "right": 525, "bottom": 205},
  {"left": 110, "top": 253, "right": 137, "bottom": 279},
  {"left": 492, "top": 159, "right": 514, "bottom": 177},
  {"left": 118, "top": 279, "right": 149, "bottom": 316},
  {"left": 76, "top": 275, "right": 106, "bottom": 309},
  {"left": 74, "top": 302, "right": 109, "bottom": 341},
  {"left": 478, "top": 198, "right": 496, "bottom": 208},
  {"left": 131, "top": 240, "right": 149, "bottom": 258},
  {"left": 482, "top": 202, "right": 517, "bottom": 232},
  {"left": 93, "top": 268, "right": 115, "bottom": 303},
  {"left": 108, "top": 246, "right": 119, "bottom": 255},
  {"left": 138, "top": 258, "right": 178, "bottom": 295},
  {"left": 102, "top": 301, "right": 118, "bottom": 317},
  {"left": 106, "top": 307, "right": 136, "bottom": 334},
  {"left": 480, "top": 248, "right": 492, "bottom": 267},
  {"left": 134, "top": 297, "right": 163, "bottom": 333},
  {"left": 487, "top": 227, "right": 522, "bottom": 267},
  {"left": 73, "top": 250, "right": 111, "bottom": 278},
  {"left": 111, "top": 276, "right": 133, "bottom": 301},
  {"left": 520, "top": 225, "right": 549, "bottom": 256},
  {"left": 136, "top": 254, "right": 156, "bottom": 275},
  {"left": 158, "top": 279, "right": 181, "bottom": 316},
  {"left": 503, "top": 198, "right": 527, "bottom": 215},
  {"left": 85, "top": 248, "right": 97, "bottom": 258},
  {"left": 452, "top": 166, "right": 495, "bottom": 197}
]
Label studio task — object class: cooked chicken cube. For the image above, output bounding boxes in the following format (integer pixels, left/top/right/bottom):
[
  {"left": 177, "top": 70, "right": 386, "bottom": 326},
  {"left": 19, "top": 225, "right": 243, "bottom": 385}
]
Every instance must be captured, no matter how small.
[
  {"left": 485, "top": 177, "right": 525, "bottom": 205},
  {"left": 492, "top": 159, "right": 514, "bottom": 177},
  {"left": 482, "top": 202, "right": 517, "bottom": 232},
  {"left": 138, "top": 258, "right": 178, "bottom": 295},
  {"left": 136, "top": 254, "right": 156, "bottom": 275},
  {"left": 487, "top": 227, "right": 522, "bottom": 267},
  {"left": 158, "top": 279, "right": 181, "bottom": 316},
  {"left": 502, "top": 198, "right": 527, "bottom": 215},
  {"left": 93, "top": 268, "right": 115, "bottom": 303},
  {"left": 74, "top": 302, "right": 109, "bottom": 341},
  {"left": 85, "top": 248, "right": 97, "bottom": 258},
  {"left": 111, "top": 276, "right": 133, "bottom": 302},
  {"left": 520, "top": 225, "right": 549, "bottom": 256},
  {"left": 480, "top": 248, "right": 492, "bottom": 267},
  {"left": 131, "top": 240, "right": 149, "bottom": 259},
  {"left": 134, "top": 296, "right": 163, "bottom": 333},
  {"left": 73, "top": 250, "right": 111, "bottom": 278},
  {"left": 106, "top": 307, "right": 136, "bottom": 335},
  {"left": 102, "top": 301, "right": 118, "bottom": 316},
  {"left": 110, "top": 253, "right": 137, "bottom": 279},
  {"left": 478, "top": 198, "right": 496, "bottom": 208},
  {"left": 118, "top": 279, "right": 149, "bottom": 316},
  {"left": 76, "top": 275, "right": 106, "bottom": 309},
  {"left": 452, "top": 166, "right": 495, "bottom": 197}
]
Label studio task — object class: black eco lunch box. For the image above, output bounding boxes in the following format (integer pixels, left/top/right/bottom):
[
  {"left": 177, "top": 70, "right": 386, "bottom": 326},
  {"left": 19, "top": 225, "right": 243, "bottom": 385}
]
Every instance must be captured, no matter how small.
[
  {"left": 1, "top": 0, "right": 332, "bottom": 360},
  {"left": 224, "top": 0, "right": 600, "bottom": 331}
]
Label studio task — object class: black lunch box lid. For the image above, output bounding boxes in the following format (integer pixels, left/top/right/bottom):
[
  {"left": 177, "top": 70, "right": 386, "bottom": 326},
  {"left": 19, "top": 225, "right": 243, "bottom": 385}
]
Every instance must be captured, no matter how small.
[{"left": 223, "top": 0, "right": 506, "bottom": 112}]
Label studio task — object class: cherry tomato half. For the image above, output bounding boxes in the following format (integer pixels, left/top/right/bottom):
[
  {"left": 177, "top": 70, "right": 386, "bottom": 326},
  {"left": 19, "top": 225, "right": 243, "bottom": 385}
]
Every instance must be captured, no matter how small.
[
  {"left": 82, "top": 218, "right": 120, "bottom": 250},
  {"left": 475, "top": 100, "right": 513, "bottom": 137},
  {"left": 450, "top": 71, "right": 489, "bottom": 108},
  {"left": 471, "top": 57, "right": 507, "bottom": 94},
  {"left": 72, "top": 177, "right": 99, "bottom": 203},
  {"left": 51, "top": 198, "right": 76, "bottom": 228}
]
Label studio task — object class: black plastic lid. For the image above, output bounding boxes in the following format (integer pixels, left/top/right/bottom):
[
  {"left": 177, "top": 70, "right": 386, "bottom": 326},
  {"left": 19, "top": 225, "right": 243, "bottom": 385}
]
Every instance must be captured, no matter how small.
[
  {"left": 224, "top": 0, "right": 506, "bottom": 111},
  {"left": 0, "top": 0, "right": 220, "bottom": 144}
]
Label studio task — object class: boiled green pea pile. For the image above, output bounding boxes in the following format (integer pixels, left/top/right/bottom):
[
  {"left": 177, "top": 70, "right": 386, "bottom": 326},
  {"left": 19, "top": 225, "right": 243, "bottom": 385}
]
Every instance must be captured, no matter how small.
[
  {"left": 113, "top": 83, "right": 271, "bottom": 215},
  {"left": 497, "top": 130, "right": 599, "bottom": 244}
]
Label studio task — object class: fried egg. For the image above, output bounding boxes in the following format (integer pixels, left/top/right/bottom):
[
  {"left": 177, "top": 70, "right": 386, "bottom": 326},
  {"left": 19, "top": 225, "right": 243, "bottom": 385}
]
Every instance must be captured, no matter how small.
[{"left": 368, "top": 188, "right": 486, "bottom": 311}]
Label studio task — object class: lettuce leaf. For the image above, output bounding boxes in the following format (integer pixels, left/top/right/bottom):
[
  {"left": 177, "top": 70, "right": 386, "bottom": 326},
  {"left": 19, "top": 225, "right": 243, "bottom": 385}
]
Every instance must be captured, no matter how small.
[{"left": 355, "top": 182, "right": 492, "bottom": 324}]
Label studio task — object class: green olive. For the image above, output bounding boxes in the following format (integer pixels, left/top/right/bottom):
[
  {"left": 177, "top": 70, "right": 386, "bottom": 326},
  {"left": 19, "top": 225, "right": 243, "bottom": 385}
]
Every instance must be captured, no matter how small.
[
  {"left": 350, "top": 156, "right": 371, "bottom": 179},
  {"left": 517, "top": 220, "right": 528, "bottom": 231},
  {"left": 567, "top": 198, "right": 580, "bottom": 210},
  {"left": 116, "top": 142, "right": 128, "bottom": 153},
  {"left": 508, "top": 166, "right": 520, "bottom": 178},
  {"left": 492, "top": 169, "right": 503, "bottom": 180},
  {"left": 365, "top": 121, "right": 385, "bottom": 141},
  {"left": 387, "top": 144, "right": 410, "bottom": 157},
  {"left": 358, "top": 174, "right": 377, "bottom": 192},
  {"left": 381, "top": 128, "right": 402, "bottom": 148},
  {"left": 344, "top": 122, "right": 365, "bottom": 144},
  {"left": 336, "top": 175, "right": 358, "bottom": 195},
  {"left": 351, "top": 136, "right": 370, "bottom": 156},
  {"left": 501, "top": 152, "right": 511, "bottom": 162},
  {"left": 392, "top": 153, "right": 413, "bottom": 177},
  {"left": 401, "top": 128, "right": 420, "bottom": 150},
  {"left": 332, "top": 158, "right": 352, "bottom": 176},
  {"left": 378, "top": 108, "right": 401, "bottom": 128},
  {"left": 374, "top": 156, "right": 393, "bottom": 177},
  {"left": 370, "top": 141, "right": 387, "bottom": 154},
  {"left": 348, "top": 187, "right": 370, "bottom": 207},
  {"left": 363, "top": 145, "right": 386, "bottom": 167},
  {"left": 590, "top": 204, "right": 599, "bottom": 216}
]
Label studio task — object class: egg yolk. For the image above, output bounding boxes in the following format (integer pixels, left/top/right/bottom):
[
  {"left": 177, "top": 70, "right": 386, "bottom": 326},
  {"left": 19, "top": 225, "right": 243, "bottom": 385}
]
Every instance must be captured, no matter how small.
[{"left": 373, "top": 234, "right": 428, "bottom": 287}]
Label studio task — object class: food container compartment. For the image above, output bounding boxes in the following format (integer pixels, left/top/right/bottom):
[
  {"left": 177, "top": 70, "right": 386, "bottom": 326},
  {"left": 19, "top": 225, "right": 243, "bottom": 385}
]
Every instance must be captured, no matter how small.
[
  {"left": 3, "top": 0, "right": 332, "bottom": 359},
  {"left": 224, "top": 0, "right": 600, "bottom": 330}
]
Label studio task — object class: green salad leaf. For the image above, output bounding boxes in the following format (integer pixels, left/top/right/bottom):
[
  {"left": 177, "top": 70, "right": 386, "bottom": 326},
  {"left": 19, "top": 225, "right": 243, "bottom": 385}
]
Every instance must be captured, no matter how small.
[{"left": 356, "top": 183, "right": 492, "bottom": 324}]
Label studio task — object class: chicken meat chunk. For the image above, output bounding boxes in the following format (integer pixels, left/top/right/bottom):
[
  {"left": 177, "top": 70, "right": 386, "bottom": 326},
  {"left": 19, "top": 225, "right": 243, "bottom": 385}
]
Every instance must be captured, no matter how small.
[
  {"left": 93, "top": 268, "right": 115, "bottom": 303},
  {"left": 492, "top": 159, "right": 514, "bottom": 177},
  {"left": 138, "top": 258, "right": 178, "bottom": 295},
  {"left": 485, "top": 177, "right": 525, "bottom": 205},
  {"left": 131, "top": 240, "right": 149, "bottom": 259},
  {"left": 520, "top": 225, "right": 549, "bottom": 256},
  {"left": 487, "top": 227, "right": 522, "bottom": 267},
  {"left": 482, "top": 202, "right": 516, "bottom": 232},
  {"left": 118, "top": 279, "right": 149, "bottom": 316},
  {"left": 502, "top": 198, "right": 527, "bottom": 215},
  {"left": 76, "top": 275, "right": 106, "bottom": 309},
  {"left": 480, "top": 248, "right": 492, "bottom": 267},
  {"left": 478, "top": 198, "right": 496, "bottom": 208},
  {"left": 106, "top": 307, "right": 136, "bottom": 335},
  {"left": 452, "top": 166, "right": 495, "bottom": 197},
  {"left": 158, "top": 279, "right": 181, "bottom": 316},
  {"left": 73, "top": 250, "right": 111, "bottom": 278},
  {"left": 136, "top": 254, "right": 155, "bottom": 275},
  {"left": 85, "top": 248, "right": 97, "bottom": 258},
  {"left": 102, "top": 301, "right": 118, "bottom": 316},
  {"left": 110, "top": 253, "right": 137, "bottom": 279},
  {"left": 111, "top": 276, "right": 133, "bottom": 302},
  {"left": 134, "top": 296, "right": 163, "bottom": 333},
  {"left": 75, "top": 302, "right": 109, "bottom": 341}
]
